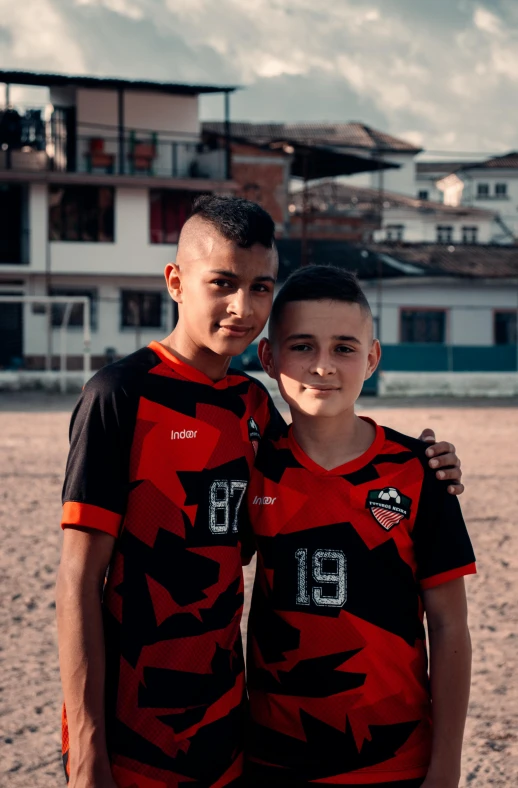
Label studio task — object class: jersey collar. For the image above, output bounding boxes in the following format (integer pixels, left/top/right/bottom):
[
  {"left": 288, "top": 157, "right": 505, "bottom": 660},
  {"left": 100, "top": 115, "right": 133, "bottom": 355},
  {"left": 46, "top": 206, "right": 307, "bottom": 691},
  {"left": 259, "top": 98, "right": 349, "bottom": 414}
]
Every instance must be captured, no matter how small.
[
  {"left": 148, "top": 341, "right": 231, "bottom": 389},
  {"left": 287, "top": 417, "right": 386, "bottom": 477}
]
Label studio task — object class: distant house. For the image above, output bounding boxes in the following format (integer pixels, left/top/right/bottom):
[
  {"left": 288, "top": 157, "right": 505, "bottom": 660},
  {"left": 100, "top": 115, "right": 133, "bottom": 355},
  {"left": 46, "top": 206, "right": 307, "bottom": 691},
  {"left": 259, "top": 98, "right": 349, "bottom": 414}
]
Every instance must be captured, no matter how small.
[
  {"left": 202, "top": 122, "right": 398, "bottom": 237},
  {"left": 415, "top": 161, "right": 478, "bottom": 204},
  {"left": 454, "top": 152, "right": 518, "bottom": 241},
  {"left": 417, "top": 153, "right": 518, "bottom": 243},
  {"left": 203, "top": 121, "right": 421, "bottom": 197},
  {"left": 287, "top": 180, "right": 499, "bottom": 245}
]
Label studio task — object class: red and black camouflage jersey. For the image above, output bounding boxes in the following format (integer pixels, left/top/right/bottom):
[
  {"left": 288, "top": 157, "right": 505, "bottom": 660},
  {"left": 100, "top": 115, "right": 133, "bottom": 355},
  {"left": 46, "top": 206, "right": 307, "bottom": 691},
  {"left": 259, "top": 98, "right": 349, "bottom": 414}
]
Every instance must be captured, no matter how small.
[
  {"left": 246, "top": 418, "right": 476, "bottom": 788},
  {"left": 60, "top": 341, "right": 277, "bottom": 788}
]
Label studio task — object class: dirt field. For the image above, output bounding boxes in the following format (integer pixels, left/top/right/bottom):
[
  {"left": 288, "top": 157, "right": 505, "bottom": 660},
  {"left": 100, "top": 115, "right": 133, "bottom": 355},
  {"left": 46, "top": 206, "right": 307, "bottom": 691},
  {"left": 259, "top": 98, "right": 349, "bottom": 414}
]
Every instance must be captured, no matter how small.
[{"left": 1, "top": 394, "right": 517, "bottom": 787}]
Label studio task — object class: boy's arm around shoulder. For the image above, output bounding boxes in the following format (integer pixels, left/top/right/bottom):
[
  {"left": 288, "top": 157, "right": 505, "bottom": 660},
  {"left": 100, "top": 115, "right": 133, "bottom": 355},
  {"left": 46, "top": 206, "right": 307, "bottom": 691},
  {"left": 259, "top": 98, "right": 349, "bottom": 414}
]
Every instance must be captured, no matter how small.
[
  {"left": 421, "top": 578, "right": 471, "bottom": 788},
  {"left": 56, "top": 527, "right": 118, "bottom": 788}
]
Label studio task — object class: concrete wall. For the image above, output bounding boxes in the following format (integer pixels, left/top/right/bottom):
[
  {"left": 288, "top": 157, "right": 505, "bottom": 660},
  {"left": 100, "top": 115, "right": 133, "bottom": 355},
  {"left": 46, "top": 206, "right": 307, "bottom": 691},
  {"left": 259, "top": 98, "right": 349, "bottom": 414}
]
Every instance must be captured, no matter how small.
[
  {"left": 75, "top": 88, "right": 199, "bottom": 137},
  {"left": 28, "top": 183, "right": 48, "bottom": 273},
  {"left": 369, "top": 152, "right": 417, "bottom": 196},
  {"left": 379, "top": 371, "right": 518, "bottom": 397}
]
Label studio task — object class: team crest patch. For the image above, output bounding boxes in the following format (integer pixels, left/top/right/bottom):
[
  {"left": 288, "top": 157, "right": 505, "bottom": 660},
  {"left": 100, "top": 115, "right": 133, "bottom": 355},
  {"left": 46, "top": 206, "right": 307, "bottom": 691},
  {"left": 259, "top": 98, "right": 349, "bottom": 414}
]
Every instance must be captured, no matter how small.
[
  {"left": 366, "top": 487, "right": 412, "bottom": 531},
  {"left": 248, "top": 417, "right": 261, "bottom": 456}
]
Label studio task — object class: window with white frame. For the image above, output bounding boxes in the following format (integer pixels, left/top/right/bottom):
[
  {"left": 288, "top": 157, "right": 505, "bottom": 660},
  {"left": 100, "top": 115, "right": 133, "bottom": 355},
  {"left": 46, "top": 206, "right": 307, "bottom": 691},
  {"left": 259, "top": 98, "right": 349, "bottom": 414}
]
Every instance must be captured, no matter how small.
[
  {"left": 476, "top": 183, "right": 489, "bottom": 198},
  {"left": 436, "top": 225, "right": 453, "bottom": 243},
  {"left": 495, "top": 183, "right": 508, "bottom": 198},
  {"left": 386, "top": 224, "right": 404, "bottom": 241},
  {"left": 461, "top": 226, "right": 478, "bottom": 244},
  {"left": 417, "top": 190, "right": 429, "bottom": 201}
]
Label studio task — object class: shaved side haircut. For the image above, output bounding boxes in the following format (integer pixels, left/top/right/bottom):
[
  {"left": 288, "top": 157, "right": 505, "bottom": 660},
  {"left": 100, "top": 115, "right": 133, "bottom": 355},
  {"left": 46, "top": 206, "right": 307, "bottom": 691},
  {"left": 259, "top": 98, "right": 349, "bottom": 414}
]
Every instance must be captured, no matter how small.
[{"left": 180, "top": 195, "right": 276, "bottom": 250}]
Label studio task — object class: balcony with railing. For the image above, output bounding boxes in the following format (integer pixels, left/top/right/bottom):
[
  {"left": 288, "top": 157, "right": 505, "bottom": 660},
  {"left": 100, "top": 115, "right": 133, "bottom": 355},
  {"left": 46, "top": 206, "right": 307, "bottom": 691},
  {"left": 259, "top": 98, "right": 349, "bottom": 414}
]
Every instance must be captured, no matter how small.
[{"left": 0, "top": 108, "right": 229, "bottom": 182}]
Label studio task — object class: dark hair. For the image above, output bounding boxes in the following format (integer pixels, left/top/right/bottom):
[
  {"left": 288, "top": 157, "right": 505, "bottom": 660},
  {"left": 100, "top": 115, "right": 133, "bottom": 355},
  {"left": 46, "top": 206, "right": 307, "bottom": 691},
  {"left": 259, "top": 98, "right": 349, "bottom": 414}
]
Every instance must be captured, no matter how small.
[
  {"left": 189, "top": 195, "right": 276, "bottom": 249},
  {"left": 269, "top": 265, "right": 371, "bottom": 339}
]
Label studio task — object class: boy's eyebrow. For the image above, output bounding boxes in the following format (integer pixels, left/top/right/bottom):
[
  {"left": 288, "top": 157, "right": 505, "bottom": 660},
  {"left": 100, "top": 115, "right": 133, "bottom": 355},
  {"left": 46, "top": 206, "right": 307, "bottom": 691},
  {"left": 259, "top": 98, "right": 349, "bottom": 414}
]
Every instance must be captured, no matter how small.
[
  {"left": 209, "top": 269, "right": 276, "bottom": 284},
  {"left": 285, "top": 333, "right": 361, "bottom": 343}
]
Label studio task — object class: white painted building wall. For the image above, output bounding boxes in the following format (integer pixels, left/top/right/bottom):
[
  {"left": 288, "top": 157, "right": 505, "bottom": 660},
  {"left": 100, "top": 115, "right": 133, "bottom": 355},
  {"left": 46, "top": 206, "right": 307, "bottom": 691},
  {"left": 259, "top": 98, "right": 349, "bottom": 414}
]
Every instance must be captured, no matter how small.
[
  {"left": 374, "top": 207, "right": 496, "bottom": 244},
  {"left": 338, "top": 151, "right": 417, "bottom": 196},
  {"left": 369, "top": 152, "right": 417, "bottom": 196},
  {"left": 50, "top": 187, "right": 177, "bottom": 277},
  {"left": 414, "top": 175, "right": 443, "bottom": 203},
  {"left": 460, "top": 169, "right": 518, "bottom": 238},
  {"left": 23, "top": 275, "right": 172, "bottom": 359},
  {"left": 362, "top": 279, "right": 518, "bottom": 345}
]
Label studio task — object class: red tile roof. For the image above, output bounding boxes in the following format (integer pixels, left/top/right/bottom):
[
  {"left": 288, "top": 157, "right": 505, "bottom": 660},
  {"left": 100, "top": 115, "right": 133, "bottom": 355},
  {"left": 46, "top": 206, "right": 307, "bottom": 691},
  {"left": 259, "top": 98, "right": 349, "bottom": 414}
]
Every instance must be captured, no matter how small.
[{"left": 461, "top": 152, "right": 518, "bottom": 170}]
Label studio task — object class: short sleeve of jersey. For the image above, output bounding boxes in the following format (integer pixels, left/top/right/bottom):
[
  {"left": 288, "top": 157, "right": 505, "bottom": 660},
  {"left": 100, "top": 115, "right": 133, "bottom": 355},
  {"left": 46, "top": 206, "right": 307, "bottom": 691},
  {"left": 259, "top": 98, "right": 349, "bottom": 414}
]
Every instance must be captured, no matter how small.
[
  {"left": 413, "top": 466, "right": 476, "bottom": 590},
  {"left": 61, "top": 368, "right": 138, "bottom": 537}
]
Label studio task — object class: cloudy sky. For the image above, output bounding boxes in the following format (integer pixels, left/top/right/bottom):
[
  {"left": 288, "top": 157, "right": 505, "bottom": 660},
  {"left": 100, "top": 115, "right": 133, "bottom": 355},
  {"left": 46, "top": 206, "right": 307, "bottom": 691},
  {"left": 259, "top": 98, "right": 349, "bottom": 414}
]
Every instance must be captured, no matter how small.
[{"left": 1, "top": 0, "right": 518, "bottom": 156}]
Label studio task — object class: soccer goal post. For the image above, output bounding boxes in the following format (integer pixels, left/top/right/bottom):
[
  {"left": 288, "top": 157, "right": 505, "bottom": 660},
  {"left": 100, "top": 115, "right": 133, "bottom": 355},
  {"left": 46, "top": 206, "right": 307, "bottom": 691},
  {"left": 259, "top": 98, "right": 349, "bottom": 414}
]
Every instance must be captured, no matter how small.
[{"left": 0, "top": 294, "right": 92, "bottom": 392}]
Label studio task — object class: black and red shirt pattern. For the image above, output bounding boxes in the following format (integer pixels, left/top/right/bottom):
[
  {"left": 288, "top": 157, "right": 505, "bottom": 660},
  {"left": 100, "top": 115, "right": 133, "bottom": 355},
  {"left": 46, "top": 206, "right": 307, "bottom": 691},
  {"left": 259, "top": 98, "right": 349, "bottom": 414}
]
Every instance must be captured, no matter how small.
[
  {"left": 61, "top": 341, "right": 274, "bottom": 788},
  {"left": 246, "top": 419, "right": 476, "bottom": 787}
]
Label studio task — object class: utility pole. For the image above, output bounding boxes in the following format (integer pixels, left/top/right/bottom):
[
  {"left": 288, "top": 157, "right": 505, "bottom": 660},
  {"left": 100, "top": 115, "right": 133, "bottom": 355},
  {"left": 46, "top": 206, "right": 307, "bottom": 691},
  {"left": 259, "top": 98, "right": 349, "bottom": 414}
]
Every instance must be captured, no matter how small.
[
  {"left": 375, "top": 148, "right": 385, "bottom": 341},
  {"left": 301, "top": 151, "right": 309, "bottom": 266}
]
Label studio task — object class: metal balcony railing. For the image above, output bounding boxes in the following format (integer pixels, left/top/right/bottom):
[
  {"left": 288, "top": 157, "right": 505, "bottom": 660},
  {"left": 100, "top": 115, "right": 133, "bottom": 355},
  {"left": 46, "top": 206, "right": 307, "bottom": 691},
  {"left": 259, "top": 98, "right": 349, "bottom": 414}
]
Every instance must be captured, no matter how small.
[{"left": 0, "top": 109, "right": 228, "bottom": 181}]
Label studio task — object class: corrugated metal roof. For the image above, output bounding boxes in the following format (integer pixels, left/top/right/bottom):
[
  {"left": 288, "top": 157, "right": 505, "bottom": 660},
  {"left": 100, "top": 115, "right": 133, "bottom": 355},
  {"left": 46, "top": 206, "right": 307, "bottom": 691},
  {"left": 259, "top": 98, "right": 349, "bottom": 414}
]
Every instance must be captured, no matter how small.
[
  {"left": 0, "top": 70, "right": 236, "bottom": 96},
  {"left": 203, "top": 121, "right": 420, "bottom": 152}
]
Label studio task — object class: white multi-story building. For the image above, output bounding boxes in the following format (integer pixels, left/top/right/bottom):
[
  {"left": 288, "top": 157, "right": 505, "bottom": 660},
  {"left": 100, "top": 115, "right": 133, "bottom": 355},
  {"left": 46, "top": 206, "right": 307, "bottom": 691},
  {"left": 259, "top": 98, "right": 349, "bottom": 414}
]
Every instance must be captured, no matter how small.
[
  {"left": 288, "top": 181, "right": 499, "bottom": 246},
  {"left": 0, "top": 70, "right": 235, "bottom": 370},
  {"left": 417, "top": 153, "right": 518, "bottom": 243}
]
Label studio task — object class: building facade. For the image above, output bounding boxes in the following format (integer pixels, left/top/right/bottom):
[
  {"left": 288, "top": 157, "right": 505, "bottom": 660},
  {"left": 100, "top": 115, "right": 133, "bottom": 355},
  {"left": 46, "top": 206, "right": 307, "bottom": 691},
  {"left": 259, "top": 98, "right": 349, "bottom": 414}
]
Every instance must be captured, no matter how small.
[{"left": 0, "top": 71, "right": 236, "bottom": 370}]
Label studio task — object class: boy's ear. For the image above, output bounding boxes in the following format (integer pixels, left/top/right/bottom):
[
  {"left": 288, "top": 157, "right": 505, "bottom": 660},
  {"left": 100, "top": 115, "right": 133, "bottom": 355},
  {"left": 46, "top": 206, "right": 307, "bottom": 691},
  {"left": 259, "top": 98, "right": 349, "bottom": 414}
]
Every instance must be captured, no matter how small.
[
  {"left": 165, "top": 263, "right": 182, "bottom": 304},
  {"left": 364, "top": 339, "right": 381, "bottom": 380},
  {"left": 258, "top": 337, "right": 276, "bottom": 378}
]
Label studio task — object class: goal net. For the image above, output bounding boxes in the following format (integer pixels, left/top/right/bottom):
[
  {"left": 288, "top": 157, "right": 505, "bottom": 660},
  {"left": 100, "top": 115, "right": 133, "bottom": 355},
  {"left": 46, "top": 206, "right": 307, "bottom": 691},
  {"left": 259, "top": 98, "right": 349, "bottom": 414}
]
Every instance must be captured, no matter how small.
[{"left": 0, "top": 294, "right": 92, "bottom": 392}]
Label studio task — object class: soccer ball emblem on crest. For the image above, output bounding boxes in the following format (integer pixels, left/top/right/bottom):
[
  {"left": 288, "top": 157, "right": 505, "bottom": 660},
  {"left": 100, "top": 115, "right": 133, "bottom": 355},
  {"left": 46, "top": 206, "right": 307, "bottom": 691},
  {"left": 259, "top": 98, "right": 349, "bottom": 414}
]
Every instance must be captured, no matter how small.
[
  {"left": 366, "top": 487, "right": 412, "bottom": 531},
  {"left": 378, "top": 487, "right": 401, "bottom": 505}
]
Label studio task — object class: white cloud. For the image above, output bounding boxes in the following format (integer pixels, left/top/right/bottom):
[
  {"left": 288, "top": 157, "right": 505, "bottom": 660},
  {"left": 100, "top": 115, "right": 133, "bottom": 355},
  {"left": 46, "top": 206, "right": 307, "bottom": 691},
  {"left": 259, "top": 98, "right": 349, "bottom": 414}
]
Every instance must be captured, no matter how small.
[
  {"left": 0, "top": 0, "right": 517, "bottom": 154},
  {"left": 0, "top": 0, "right": 85, "bottom": 72},
  {"left": 474, "top": 7, "right": 503, "bottom": 35}
]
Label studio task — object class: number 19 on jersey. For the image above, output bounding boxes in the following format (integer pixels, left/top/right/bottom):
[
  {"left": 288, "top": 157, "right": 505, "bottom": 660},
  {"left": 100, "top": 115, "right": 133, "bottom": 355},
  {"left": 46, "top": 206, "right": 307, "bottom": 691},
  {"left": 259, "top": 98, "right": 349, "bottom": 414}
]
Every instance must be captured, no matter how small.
[{"left": 295, "top": 547, "right": 347, "bottom": 608}]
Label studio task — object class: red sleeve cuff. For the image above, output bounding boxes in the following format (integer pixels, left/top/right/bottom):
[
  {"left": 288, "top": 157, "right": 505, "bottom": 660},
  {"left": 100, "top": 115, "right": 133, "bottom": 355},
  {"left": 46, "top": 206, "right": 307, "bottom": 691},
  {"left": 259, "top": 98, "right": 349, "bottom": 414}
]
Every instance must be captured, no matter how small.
[
  {"left": 421, "top": 562, "right": 477, "bottom": 590},
  {"left": 61, "top": 501, "right": 121, "bottom": 538}
]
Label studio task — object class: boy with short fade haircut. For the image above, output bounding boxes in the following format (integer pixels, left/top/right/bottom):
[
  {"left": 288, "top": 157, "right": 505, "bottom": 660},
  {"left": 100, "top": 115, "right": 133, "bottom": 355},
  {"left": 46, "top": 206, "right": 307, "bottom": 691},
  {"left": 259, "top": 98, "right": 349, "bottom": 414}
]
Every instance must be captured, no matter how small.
[
  {"left": 56, "top": 195, "right": 463, "bottom": 788},
  {"left": 246, "top": 265, "right": 476, "bottom": 788},
  {"left": 56, "top": 196, "right": 279, "bottom": 788}
]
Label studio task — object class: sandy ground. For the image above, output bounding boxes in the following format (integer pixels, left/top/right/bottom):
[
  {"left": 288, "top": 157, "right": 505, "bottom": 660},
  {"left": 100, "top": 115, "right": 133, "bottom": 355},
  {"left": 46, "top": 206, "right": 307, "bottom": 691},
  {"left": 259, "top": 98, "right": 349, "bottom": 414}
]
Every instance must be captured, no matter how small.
[{"left": 0, "top": 393, "right": 517, "bottom": 787}]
